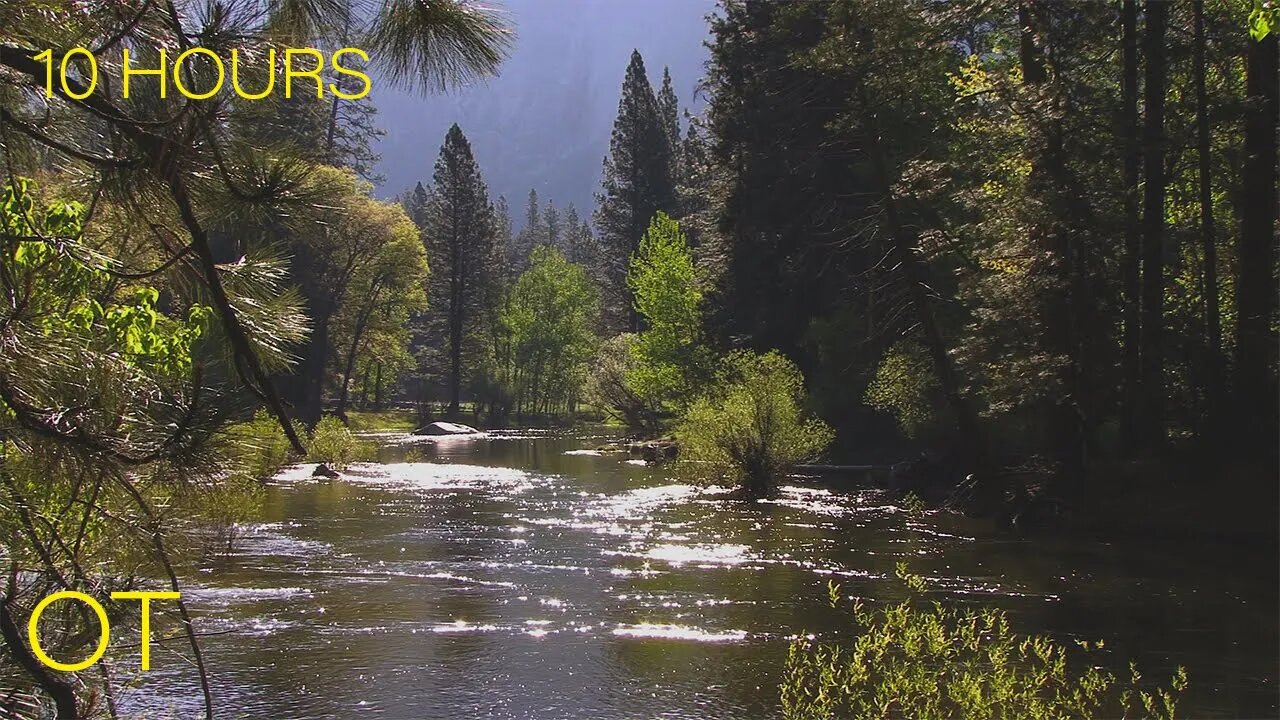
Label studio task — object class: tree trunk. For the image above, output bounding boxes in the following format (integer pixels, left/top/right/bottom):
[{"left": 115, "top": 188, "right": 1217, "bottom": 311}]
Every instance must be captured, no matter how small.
[
  {"left": 1235, "top": 29, "right": 1279, "bottom": 460},
  {"left": 1020, "top": 1, "right": 1087, "bottom": 487},
  {"left": 336, "top": 286, "right": 382, "bottom": 418},
  {"left": 1120, "top": 0, "right": 1142, "bottom": 446},
  {"left": 448, "top": 248, "right": 464, "bottom": 418},
  {"left": 1193, "top": 0, "right": 1224, "bottom": 439},
  {"left": 1139, "top": 0, "right": 1168, "bottom": 448}
]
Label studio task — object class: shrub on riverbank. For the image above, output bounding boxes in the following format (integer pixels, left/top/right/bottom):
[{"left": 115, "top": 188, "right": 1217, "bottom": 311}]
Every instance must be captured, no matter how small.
[
  {"left": 226, "top": 409, "right": 306, "bottom": 480},
  {"left": 676, "top": 351, "right": 833, "bottom": 499},
  {"left": 307, "top": 416, "right": 373, "bottom": 468},
  {"left": 781, "top": 564, "right": 1187, "bottom": 720}
]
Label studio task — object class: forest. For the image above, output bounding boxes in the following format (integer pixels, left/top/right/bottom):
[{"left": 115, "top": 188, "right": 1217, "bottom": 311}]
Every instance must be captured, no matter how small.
[{"left": 0, "top": 0, "right": 1276, "bottom": 717}]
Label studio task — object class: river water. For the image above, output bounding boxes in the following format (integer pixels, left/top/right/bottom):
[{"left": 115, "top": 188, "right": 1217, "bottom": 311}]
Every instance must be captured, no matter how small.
[{"left": 127, "top": 429, "right": 1277, "bottom": 718}]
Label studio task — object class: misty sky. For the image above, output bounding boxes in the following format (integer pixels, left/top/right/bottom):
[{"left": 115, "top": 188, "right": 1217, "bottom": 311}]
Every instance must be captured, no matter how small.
[{"left": 368, "top": 0, "right": 715, "bottom": 223}]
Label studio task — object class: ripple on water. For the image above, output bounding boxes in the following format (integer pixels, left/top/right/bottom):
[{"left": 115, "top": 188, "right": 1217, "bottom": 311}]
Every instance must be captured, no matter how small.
[
  {"left": 353, "top": 461, "right": 536, "bottom": 494},
  {"left": 183, "top": 585, "right": 313, "bottom": 606},
  {"left": 611, "top": 623, "right": 749, "bottom": 643}
]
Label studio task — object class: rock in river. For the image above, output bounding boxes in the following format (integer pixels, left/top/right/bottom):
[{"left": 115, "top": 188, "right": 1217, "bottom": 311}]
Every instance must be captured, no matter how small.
[{"left": 413, "top": 421, "right": 482, "bottom": 436}]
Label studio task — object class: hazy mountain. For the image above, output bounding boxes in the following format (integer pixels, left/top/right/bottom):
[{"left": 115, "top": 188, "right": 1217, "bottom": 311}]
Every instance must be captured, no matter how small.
[{"left": 369, "top": 0, "right": 715, "bottom": 224}]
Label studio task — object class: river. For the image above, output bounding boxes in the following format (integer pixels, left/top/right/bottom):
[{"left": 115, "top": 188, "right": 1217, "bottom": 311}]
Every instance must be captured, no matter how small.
[{"left": 125, "top": 429, "right": 1277, "bottom": 718}]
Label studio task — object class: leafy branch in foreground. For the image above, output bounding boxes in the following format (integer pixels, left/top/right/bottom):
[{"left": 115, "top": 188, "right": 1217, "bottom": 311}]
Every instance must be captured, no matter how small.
[{"left": 782, "top": 564, "right": 1188, "bottom": 720}]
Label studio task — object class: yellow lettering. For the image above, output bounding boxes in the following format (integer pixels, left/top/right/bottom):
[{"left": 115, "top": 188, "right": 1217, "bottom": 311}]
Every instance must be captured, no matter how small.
[
  {"left": 59, "top": 48, "right": 98, "bottom": 100},
  {"left": 111, "top": 591, "right": 180, "bottom": 671},
  {"left": 329, "top": 48, "right": 372, "bottom": 100},
  {"left": 123, "top": 48, "right": 166, "bottom": 99},
  {"left": 230, "top": 48, "right": 276, "bottom": 100},
  {"left": 172, "top": 47, "right": 225, "bottom": 100},
  {"left": 28, "top": 591, "right": 109, "bottom": 672},
  {"left": 284, "top": 48, "right": 325, "bottom": 99},
  {"left": 34, "top": 49, "right": 54, "bottom": 98}
]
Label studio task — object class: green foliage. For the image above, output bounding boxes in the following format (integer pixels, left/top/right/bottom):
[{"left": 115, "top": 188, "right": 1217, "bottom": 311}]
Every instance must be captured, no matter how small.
[
  {"left": 864, "top": 340, "right": 942, "bottom": 439},
  {"left": 489, "top": 245, "right": 599, "bottom": 417},
  {"left": 2, "top": 180, "right": 211, "bottom": 379},
  {"left": 307, "top": 416, "right": 371, "bottom": 469},
  {"left": 1249, "top": 0, "right": 1278, "bottom": 39},
  {"left": 626, "top": 212, "right": 710, "bottom": 412},
  {"left": 225, "top": 409, "right": 305, "bottom": 481},
  {"left": 0, "top": 1, "right": 512, "bottom": 710},
  {"left": 413, "top": 124, "right": 502, "bottom": 415},
  {"left": 782, "top": 565, "right": 1189, "bottom": 720},
  {"left": 330, "top": 191, "right": 429, "bottom": 414},
  {"left": 676, "top": 351, "right": 833, "bottom": 498},
  {"left": 586, "top": 333, "right": 661, "bottom": 431},
  {"left": 344, "top": 409, "right": 419, "bottom": 432}
]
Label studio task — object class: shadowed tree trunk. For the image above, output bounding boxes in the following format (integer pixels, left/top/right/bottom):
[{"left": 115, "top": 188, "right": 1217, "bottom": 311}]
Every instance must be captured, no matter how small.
[
  {"left": 1193, "top": 0, "right": 1224, "bottom": 438},
  {"left": 1139, "top": 0, "right": 1168, "bottom": 449},
  {"left": 1120, "top": 0, "right": 1142, "bottom": 446},
  {"left": 335, "top": 282, "right": 385, "bottom": 418},
  {"left": 1235, "top": 28, "right": 1278, "bottom": 461},
  {"left": 1019, "top": 1, "right": 1089, "bottom": 491},
  {"left": 0, "top": 596, "right": 78, "bottom": 719}
]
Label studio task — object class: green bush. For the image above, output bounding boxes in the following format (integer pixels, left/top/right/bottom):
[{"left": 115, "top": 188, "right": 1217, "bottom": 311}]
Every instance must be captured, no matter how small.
[
  {"left": 676, "top": 350, "right": 833, "bottom": 498},
  {"left": 781, "top": 564, "right": 1187, "bottom": 720},
  {"left": 307, "top": 415, "right": 372, "bottom": 468},
  {"left": 186, "top": 472, "right": 267, "bottom": 553},
  {"left": 864, "top": 339, "right": 942, "bottom": 439},
  {"left": 225, "top": 409, "right": 304, "bottom": 480}
]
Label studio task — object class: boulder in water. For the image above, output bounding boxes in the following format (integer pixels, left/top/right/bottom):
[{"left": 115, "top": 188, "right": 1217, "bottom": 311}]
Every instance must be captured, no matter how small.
[
  {"left": 413, "top": 421, "right": 481, "bottom": 436},
  {"left": 312, "top": 463, "right": 340, "bottom": 478}
]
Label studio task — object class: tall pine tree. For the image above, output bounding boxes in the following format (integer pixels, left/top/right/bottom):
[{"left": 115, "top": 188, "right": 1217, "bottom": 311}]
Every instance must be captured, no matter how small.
[
  {"left": 594, "top": 49, "right": 677, "bottom": 332},
  {"left": 513, "top": 188, "right": 544, "bottom": 273},
  {"left": 418, "top": 124, "right": 497, "bottom": 416},
  {"left": 657, "top": 66, "right": 683, "bottom": 174},
  {"left": 544, "top": 200, "right": 561, "bottom": 252}
]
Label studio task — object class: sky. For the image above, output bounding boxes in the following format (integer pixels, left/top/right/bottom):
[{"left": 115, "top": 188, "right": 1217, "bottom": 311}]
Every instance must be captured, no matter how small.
[{"left": 368, "top": 0, "right": 715, "bottom": 223}]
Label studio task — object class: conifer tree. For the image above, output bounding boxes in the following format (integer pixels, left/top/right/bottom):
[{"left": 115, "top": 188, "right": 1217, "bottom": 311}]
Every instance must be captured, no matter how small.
[
  {"left": 418, "top": 123, "right": 497, "bottom": 416},
  {"left": 658, "top": 66, "right": 683, "bottom": 170},
  {"left": 514, "top": 188, "right": 545, "bottom": 273},
  {"left": 564, "top": 204, "right": 599, "bottom": 275},
  {"left": 494, "top": 195, "right": 516, "bottom": 284},
  {"left": 594, "top": 49, "right": 677, "bottom": 332},
  {"left": 544, "top": 200, "right": 562, "bottom": 252}
]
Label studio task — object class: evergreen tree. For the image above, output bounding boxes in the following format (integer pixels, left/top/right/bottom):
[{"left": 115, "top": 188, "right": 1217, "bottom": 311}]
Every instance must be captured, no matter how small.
[
  {"left": 417, "top": 123, "right": 498, "bottom": 416},
  {"left": 493, "top": 195, "right": 516, "bottom": 284},
  {"left": 544, "top": 200, "right": 562, "bottom": 252},
  {"left": 514, "top": 188, "right": 545, "bottom": 273},
  {"left": 594, "top": 49, "right": 677, "bottom": 332},
  {"left": 563, "top": 204, "right": 602, "bottom": 286},
  {"left": 407, "top": 181, "right": 432, "bottom": 228},
  {"left": 657, "top": 66, "right": 683, "bottom": 171},
  {"left": 677, "top": 114, "right": 714, "bottom": 250}
]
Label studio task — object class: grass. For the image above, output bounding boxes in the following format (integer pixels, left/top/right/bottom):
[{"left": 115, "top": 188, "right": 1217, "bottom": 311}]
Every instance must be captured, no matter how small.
[{"left": 344, "top": 409, "right": 419, "bottom": 432}]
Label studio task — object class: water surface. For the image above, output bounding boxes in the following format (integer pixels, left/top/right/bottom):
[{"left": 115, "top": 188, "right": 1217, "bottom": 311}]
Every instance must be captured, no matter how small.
[{"left": 127, "top": 429, "right": 1277, "bottom": 718}]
